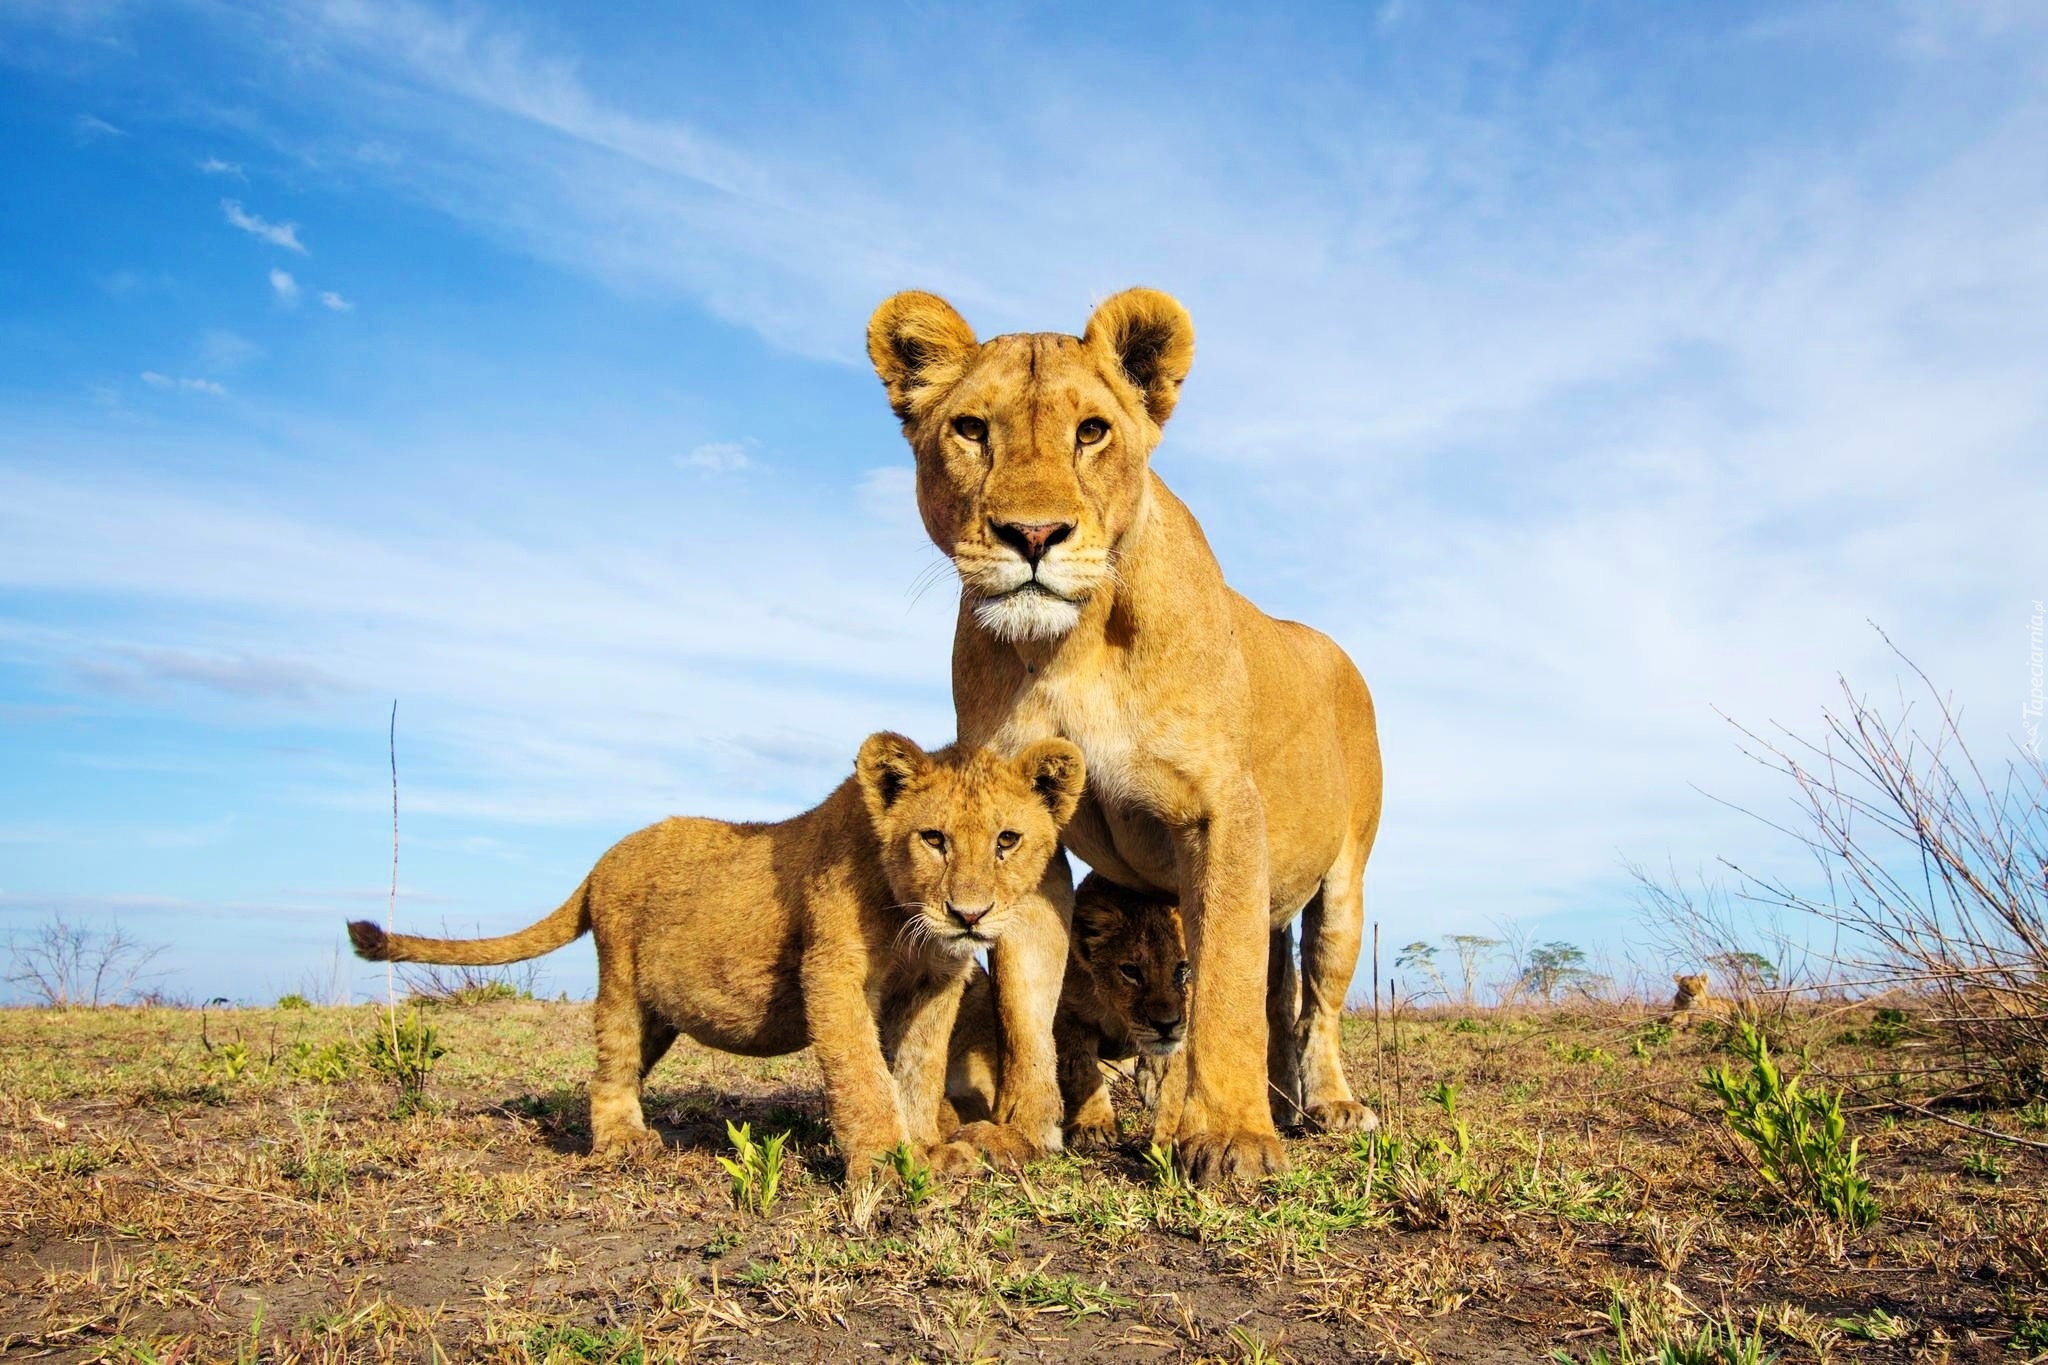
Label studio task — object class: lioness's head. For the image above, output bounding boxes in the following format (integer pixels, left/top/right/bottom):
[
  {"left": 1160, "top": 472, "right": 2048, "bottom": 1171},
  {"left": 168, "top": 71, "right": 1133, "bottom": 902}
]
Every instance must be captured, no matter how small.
[
  {"left": 1071, "top": 874, "right": 1189, "bottom": 1055},
  {"left": 866, "top": 288, "right": 1195, "bottom": 643},
  {"left": 1673, "top": 973, "right": 1710, "bottom": 1005},
  {"left": 855, "top": 731, "right": 1084, "bottom": 957}
]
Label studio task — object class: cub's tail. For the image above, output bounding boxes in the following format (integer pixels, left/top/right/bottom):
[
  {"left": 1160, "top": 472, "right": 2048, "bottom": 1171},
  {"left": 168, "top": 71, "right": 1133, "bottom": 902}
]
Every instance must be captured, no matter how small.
[{"left": 347, "top": 879, "right": 591, "bottom": 966}]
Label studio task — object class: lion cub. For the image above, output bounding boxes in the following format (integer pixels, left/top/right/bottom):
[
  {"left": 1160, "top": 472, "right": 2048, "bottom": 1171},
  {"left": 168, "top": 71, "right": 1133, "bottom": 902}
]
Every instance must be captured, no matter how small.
[
  {"left": 1663, "top": 973, "right": 1733, "bottom": 1028},
  {"left": 348, "top": 732, "right": 1083, "bottom": 1175},
  {"left": 948, "top": 874, "right": 1187, "bottom": 1150}
]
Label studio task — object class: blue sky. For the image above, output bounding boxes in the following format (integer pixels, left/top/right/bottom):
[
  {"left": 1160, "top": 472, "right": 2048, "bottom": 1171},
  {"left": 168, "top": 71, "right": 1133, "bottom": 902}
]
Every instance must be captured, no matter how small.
[{"left": 1, "top": 1, "right": 2044, "bottom": 1005}]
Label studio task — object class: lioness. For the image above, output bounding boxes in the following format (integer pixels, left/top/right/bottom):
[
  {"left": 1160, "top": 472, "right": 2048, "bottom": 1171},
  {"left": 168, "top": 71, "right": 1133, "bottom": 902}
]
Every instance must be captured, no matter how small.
[
  {"left": 867, "top": 287, "right": 1384, "bottom": 1182},
  {"left": 946, "top": 874, "right": 1188, "bottom": 1149},
  {"left": 347, "top": 732, "right": 1083, "bottom": 1175}
]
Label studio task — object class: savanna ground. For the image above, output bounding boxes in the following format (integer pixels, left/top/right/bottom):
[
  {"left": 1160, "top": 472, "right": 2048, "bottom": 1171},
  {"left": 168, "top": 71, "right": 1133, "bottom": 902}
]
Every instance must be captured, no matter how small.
[{"left": 3, "top": 994, "right": 2045, "bottom": 1364}]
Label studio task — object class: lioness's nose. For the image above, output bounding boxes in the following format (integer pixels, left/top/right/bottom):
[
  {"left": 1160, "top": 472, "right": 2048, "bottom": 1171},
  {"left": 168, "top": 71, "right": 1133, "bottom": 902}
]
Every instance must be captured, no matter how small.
[
  {"left": 948, "top": 902, "right": 993, "bottom": 928},
  {"left": 990, "top": 519, "right": 1073, "bottom": 565}
]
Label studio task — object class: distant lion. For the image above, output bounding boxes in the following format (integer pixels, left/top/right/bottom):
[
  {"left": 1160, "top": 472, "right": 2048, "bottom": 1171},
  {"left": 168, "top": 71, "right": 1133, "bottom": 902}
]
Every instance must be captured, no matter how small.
[
  {"left": 946, "top": 874, "right": 1188, "bottom": 1149},
  {"left": 1663, "top": 973, "right": 1732, "bottom": 1027},
  {"left": 348, "top": 732, "right": 1082, "bottom": 1176}
]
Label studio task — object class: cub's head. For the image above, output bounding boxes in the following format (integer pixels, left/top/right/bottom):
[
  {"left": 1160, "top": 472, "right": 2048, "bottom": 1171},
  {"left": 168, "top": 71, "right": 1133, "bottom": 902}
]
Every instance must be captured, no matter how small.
[
  {"left": 855, "top": 732, "right": 1084, "bottom": 958},
  {"left": 1071, "top": 874, "right": 1189, "bottom": 1055},
  {"left": 865, "top": 288, "right": 1195, "bottom": 644},
  {"left": 1673, "top": 973, "right": 1710, "bottom": 1006}
]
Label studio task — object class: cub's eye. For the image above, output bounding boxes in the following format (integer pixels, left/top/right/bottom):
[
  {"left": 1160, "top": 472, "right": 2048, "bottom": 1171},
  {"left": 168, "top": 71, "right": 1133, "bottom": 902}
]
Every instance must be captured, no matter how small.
[
  {"left": 1076, "top": 417, "right": 1109, "bottom": 445},
  {"left": 919, "top": 830, "right": 947, "bottom": 852},
  {"left": 1173, "top": 962, "right": 1191, "bottom": 988},
  {"left": 1118, "top": 963, "right": 1144, "bottom": 983},
  {"left": 995, "top": 830, "right": 1021, "bottom": 852},
  {"left": 952, "top": 415, "right": 987, "bottom": 442}
]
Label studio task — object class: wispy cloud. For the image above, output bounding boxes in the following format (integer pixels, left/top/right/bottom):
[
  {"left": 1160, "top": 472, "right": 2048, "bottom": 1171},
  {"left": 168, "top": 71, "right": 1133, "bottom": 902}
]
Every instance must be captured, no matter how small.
[
  {"left": 196, "top": 329, "right": 259, "bottom": 372},
  {"left": 73, "top": 112, "right": 123, "bottom": 142},
  {"left": 318, "top": 289, "right": 351, "bottom": 312},
  {"left": 139, "top": 372, "right": 227, "bottom": 396},
  {"left": 69, "top": 645, "right": 342, "bottom": 703},
  {"left": 268, "top": 267, "right": 300, "bottom": 305},
  {"left": 221, "top": 198, "right": 306, "bottom": 253},
  {"left": 197, "top": 155, "right": 244, "bottom": 178},
  {"left": 676, "top": 440, "right": 754, "bottom": 475}
]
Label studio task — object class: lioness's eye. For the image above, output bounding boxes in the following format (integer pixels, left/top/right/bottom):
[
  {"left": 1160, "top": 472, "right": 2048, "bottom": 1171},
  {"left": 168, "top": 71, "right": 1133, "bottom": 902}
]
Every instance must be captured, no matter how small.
[
  {"left": 920, "top": 830, "right": 946, "bottom": 852},
  {"left": 1119, "top": 963, "right": 1143, "bottom": 983},
  {"left": 1076, "top": 417, "right": 1109, "bottom": 445},
  {"left": 952, "top": 415, "right": 987, "bottom": 442},
  {"left": 995, "top": 830, "right": 1020, "bottom": 851}
]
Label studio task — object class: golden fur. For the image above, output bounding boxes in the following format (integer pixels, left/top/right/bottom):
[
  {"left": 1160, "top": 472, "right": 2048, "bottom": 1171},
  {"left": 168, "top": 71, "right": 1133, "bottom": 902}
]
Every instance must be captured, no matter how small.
[
  {"left": 348, "top": 732, "right": 1082, "bottom": 1176},
  {"left": 867, "top": 288, "right": 1384, "bottom": 1183},
  {"left": 946, "top": 874, "right": 1187, "bottom": 1149},
  {"left": 1663, "top": 973, "right": 1732, "bottom": 1027}
]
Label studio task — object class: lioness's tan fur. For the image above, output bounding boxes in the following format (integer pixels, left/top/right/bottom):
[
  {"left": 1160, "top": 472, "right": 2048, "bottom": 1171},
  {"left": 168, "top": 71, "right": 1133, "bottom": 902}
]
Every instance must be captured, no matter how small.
[
  {"left": 947, "top": 874, "right": 1188, "bottom": 1148},
  {"left": 1663, "top": 973, "right": 1732, "bottom": 1028},
  {"left": 868, "top": 288, "right": 1384, "bottom": 1183},
  {"left": 348, "top": 733, "right": 1082, "bottom": 1174}
]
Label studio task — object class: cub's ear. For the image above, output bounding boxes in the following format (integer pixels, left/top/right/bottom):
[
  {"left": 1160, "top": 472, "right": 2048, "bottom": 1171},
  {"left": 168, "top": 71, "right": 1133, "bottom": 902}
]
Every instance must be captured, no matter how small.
[
  {"left": 867, "top": 291, "right": 980, "bottom": 422},
  {"left": 1014, "top": 738, "right": 1085, "bottom": 827},
  {"left": 1070, "top": 887, "right": 1122, "bottom": 963},
  {"left": 1082, "top": 287, "right": 1195, "bottom": 426},
  {"left": 856, "top": 731, "right": 932, "bottom": 824}
]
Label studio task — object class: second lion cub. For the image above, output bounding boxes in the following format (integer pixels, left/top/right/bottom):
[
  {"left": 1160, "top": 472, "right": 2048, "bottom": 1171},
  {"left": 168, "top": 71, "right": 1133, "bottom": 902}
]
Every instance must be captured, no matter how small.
[{"left": 348, "top": 732, "right": 1083, "bottom": 1176}]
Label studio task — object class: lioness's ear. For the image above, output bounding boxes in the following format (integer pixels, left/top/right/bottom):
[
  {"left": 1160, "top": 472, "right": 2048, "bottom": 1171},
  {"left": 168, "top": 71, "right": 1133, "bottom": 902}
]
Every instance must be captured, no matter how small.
[
  {"left": 867, "top": 291, "right": 980, "bottom": 422},
  {"left": 1014, "top": 738, "right": 1085, "bottom": 827},
  {"left": 855, "top": 731, "right": 931, "bottom": 823},
  {"left": 1082, "top": 287, "right": 1195, "bottom": 426}
]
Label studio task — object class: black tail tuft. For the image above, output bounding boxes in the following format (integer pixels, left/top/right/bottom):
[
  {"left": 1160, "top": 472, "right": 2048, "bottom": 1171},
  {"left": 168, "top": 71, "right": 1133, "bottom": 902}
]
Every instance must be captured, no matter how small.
[{"left": 346, "top": 920, "right": 391, "bottom": 961}]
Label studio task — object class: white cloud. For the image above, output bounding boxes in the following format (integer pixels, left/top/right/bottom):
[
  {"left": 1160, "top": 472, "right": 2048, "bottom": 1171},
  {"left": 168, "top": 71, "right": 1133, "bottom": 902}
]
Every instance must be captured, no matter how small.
[
  {"left": 268, "top": 267, "right": 300, "bottom": 305},
  {"left": 197, "top": 155, "right": 244, "bottom": 178},
  {"left": 318, "top": 289, "right": 352, "bottom": 312},
  {"left": 196, "top": 329, "right": 259, "bottom": 372},
  {"left": 138, "top": 372, "right": 227, "bottom": 396},
  {"left": 221, "top": 198, "right": 306, "bottom": 253},
  {"left": 73, "top": 112, "right": 123, "bottom": 142},
  {"left": 676, "top": 440, "right": 754, "bottom": 474}
]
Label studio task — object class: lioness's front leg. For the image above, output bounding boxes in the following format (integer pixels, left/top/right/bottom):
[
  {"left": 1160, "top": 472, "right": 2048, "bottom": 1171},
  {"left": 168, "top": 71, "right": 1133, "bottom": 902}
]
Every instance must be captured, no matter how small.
[
  {"left": 801, "top": 950, "right": 912, "bottom": 1177},
  {"left": 956, "top": 854, "right": 1072, "bottom": 1165},
  {"left": 1173, "top": 779, "right": 1287, "bottom": 1184}
]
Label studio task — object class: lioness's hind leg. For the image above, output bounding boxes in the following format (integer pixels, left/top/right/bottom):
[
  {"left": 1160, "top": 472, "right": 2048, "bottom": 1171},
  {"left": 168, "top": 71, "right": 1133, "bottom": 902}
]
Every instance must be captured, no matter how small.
[
  {"left": 589, "top": 985, "right": 658, "bottom": 1154},
  {"left": 1297, "top": 854, "right": 1376, "bottom": 1134},
  {"left": 1267, "top": 920, "right": 1304, "bottom": 1131}
]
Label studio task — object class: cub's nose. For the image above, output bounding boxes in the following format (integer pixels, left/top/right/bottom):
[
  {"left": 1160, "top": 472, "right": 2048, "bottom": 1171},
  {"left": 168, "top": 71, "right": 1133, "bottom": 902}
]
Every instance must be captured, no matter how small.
[
  {"left": 1147, "top": 1012, "right": 1184, "bottom": 1038},
  {"left": 990, "top": 519, "right": 1074, "bottom": 566},
  {"left": 948, "top": 903, "right": 993, "bottom": 929}
]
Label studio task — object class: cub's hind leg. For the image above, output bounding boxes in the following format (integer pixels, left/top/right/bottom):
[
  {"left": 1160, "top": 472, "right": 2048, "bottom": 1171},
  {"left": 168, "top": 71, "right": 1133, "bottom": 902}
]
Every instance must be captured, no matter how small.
[
  {"left": 589, "top": 974, "right": 660, "bottom": 1154},
  {"left": 1296, "top": 846, "right": 1376, "bottom": 1134}
]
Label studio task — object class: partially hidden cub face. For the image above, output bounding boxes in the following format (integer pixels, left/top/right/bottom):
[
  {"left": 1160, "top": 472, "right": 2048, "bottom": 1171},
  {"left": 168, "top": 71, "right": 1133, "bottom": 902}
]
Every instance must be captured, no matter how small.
[
  {"left": 1672, "top": 973, "right": 1710, "bottom": 1007},
  {"left": 856, "top": 732, "right": 1084, "bottom": 959},
  {"left": 1071, "top": 875, "right": 1189, "bottom": 1055}
]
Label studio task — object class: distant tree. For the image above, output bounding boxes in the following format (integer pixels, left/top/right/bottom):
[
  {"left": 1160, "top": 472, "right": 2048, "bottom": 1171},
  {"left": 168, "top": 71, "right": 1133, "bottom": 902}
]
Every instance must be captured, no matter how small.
[
  {"left": 1446, "top": 934, "right": 1503, "bottom": 1006},
  {"left": 1394, "top": 940, "right": 1449, "bottom": 1002},
  {"left": 4, "top": 913, "right": 167, "bottom": 1008},
  {"left": 1707, "top": 950, "right": 1779, "bottom": 996},
  {"left": 1518, "top": 941, "right": 1590, "bottom": 1004}
]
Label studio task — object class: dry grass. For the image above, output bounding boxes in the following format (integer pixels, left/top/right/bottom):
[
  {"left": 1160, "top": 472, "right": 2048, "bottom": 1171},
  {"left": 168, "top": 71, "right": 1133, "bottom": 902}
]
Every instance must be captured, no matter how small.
[{"left": 2, "top": 997, "right": 2044, "bottom": 1362}]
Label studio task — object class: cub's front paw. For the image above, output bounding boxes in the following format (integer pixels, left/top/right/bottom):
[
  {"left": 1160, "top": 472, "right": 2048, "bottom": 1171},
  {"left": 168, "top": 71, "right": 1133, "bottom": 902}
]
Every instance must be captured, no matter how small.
[
  {"left": 922, "top": 1139, "right": 986, "bottom": 1176},
  {"left": 1306, "top": 1099, "right": 1379, "bottom": 1134},
  {"left": 1174, "top": 1128, "right": 1288, "bottom": 1186},
  {"left": 945, "top": 1120, "right": 1045, "bottom": 1169},
  {"left": 1064, "top": 1116, "right": 1118, "bottom": 1153}
]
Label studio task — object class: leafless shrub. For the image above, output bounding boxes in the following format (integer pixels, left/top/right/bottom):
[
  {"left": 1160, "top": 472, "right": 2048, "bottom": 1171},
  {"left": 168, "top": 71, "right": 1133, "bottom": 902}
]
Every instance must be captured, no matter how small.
[
  {"left": 1721, "top": 634, "right": 2048, "bottom": 1101},
  {"left": 4, "top": 912, "right": 168, "bottom": 1008},
  {"left": 399, "top": 938, "right": 544, "bottom": 1006}
]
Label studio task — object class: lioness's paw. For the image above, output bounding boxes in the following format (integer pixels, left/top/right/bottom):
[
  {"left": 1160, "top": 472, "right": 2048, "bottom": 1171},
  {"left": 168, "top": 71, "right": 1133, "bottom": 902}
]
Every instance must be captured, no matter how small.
[
  {"left": 945, "top": 1120, "right": 1043, "bottom": 1170},
  {"left": 1306, "top": 1100, "right": 1379, "bottom": 1134},
  {"left": 1064, "top": 1117, "right": 1118, "bottom": 1153},
  {"left": 1174, "top": 1129, "right": 1288, "bottom": 1186}
]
